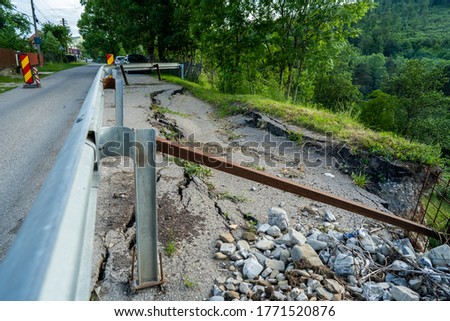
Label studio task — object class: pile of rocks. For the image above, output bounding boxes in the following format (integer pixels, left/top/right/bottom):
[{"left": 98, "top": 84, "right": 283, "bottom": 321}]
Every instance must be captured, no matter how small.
[{"left": 210, "top": 207, "right": 450, "bottom": 301}]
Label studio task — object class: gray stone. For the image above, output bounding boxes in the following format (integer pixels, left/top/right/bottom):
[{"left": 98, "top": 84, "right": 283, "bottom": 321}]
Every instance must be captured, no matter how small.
[
  {"left": 316, "top": 287, "right": 334, "bottom": 301},
  {"left": 226, "top": 283, "right": 236, "bottom": 291},
  {"left": 323, "top": 210, "right": 336, "bottom": 222},
  {"left": 386, "top": 273, "right": 408, "bottom": 287},
  {"left": 256, "top": 239, "right": 275, "bottom": 251},
  {"left": 409, "top": 278, "right": 422, "bottom": 291},
  {"left": 280, "top": 249, "right": 290, "bottom": 263},
  {"left": 239, "top": 282, "right": 252, "bottom": 295},
  {"left": 291, "top": 287, "right": 301, "bottom": 297},
  {"left": 257, "top": 223, "right": 271, "bottom": 233},
  {"left": 391, "top": 260, "right": 411, "bottom": 276},
  {"left": 234, "top": 259, "right": 245, "bottom": 267},
  {"left": 264, "top": 250, "right": 271, "bottom": 257},
  {"left": 395, "top": 238, "right": 417, "bottom": 260},
  {"left": 238, "top": 248, "right": 250, "bottom": 259},
  {"left": 213, "top": 284, "right": 224, "bottom": 296},
  {"left": 251, "top": 250, "right": 268, "bottom": 266},
  {"left": 261, "top": 267, "right": 272, "bottom": 278},
  {"left": 279, "top": 282, "right": 290, "bottom": 291},
  {"left": 267, "top": 225, "right": 282, "bottom": 238},
  {"left": 237, "top": 240, "right": 251, "bottom": 251},
  {"left": 418, "top": 256, "right": 433, "bottom": 269},
  {"left": 319, "top": 250, "right": 331, "bottom": 264},
  {"left": 210, "top": 296, "right": 224, "bottom": 301},
  {"left": 272, "top": 247, "right": 282, "bottom": 259},
  {"left": 268, "top": 207, "right": 290, "bottom": 231},
  {"left": 307, "top": 239, "right": 328, "bottom": 251},
  {"left": 220, "top": 232, "right": 235, "bottom": 243},
  {"left": 333, "top": 253, "right": 355, "bottom": 276},
  {"left": 296, "top": 292, "right": 309, "bottom": 301},
  {"left": 359, "top": 235, "right": 377, "bottom": 253},
  {"left": 307, "top": 278, "right": 321, "bottom": 290},
  {"left": 265, "top": 259, "right": 285, "bottom": 272},
  {"left": 390, "top": 285, "right": 420, "bottom": 301},
  {"left": 216, "top": 240, "right": 223, "bottom": 249},
  {"left": 362, "top": 282, "right": 385, "bottom": 301},
  {"left": 230, "top": 252, "right": 244, "bottom": 261},
  {"left": 276, "top": 273, "right": 286, "bottom": 282},
  {"left": 376, "top": 253, "right": 386, "bottom": 265},
  {"left": 291, "top": 244, "right": 324, "bottom": 267},
  {"left": 220, "top": 243, "right": 236, "bottom": 256},
  {"left": 272, "top": 291, "right": 286, "bottom": 301},
  {"left": 243, "top": 256, "right": 264, "bottom": 279},
  {"left": 288, "top": 228, "right": 307, "bottom": 246},
  {"left": 426, "top": 244, "right": 450, "bottom": 267},
  {"left": 324, "top": 279, "right": 345, "bottom": 294}
]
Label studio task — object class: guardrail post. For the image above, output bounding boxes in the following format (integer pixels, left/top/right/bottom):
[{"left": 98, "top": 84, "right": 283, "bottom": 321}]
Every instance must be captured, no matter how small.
[
  {"left": 115, "top": 79, "right": 124, "bottom": 127},
  {"left": 180, "top": 63, "right": 184, "bottom": 80},
  {"left": 133, "top": 128, "right": 159, "bottom": 285}
]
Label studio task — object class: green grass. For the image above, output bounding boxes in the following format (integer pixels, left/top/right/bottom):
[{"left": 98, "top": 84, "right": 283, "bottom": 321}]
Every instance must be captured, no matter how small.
[
  {"left": 352, "top": 172, "right": 369, "bottom": 188},
  {"left": 0, "top": 75, "right": 23, "bottom": 83},
  {"left": 217, "top": 191, "right": 247, "bottom": 203},
  {"left": 38, "top": 62, "right": 86, "bottom": 73},
  {"left": 183, "top": 275, "right": 196, "bottom": 288},
  {"left": 175, "top": 159, "right": 212, "bottom": 179},
  {"left": 164, "top": 241, "right": 177, "bottom": 257},
  {"left": 162, "top": 75, "right": 442, "bottom": 166}
]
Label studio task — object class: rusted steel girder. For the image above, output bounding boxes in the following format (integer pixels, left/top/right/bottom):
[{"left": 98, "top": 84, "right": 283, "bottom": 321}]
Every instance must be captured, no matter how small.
[{"left": 156, "top": 136, "right": 445, "bottom": 240}]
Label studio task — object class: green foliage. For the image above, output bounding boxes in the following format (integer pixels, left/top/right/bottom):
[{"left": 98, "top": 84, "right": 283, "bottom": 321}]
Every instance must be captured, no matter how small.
[
  {"left": 37, "top": 62, "right": 86, "bottom": 72},
  {"left": 183, "top": 275, "right": 196, "bottom": 288},
  {"left": 175, "top": 159, "right": 212, "bottom": 180},
  {"left": 217, "top": 192, "right": 247, "bottom": 203},
  {"left": 359, "top": 90, "right": 398, "bottom": 132},
  {"left": 164, "top": 241, "right": 176, "bottom": 257},
  {"left": 352, "top": 172, "right": 369, "bottom": 188},
  {"left": 382, "top": 59, "right": 450, "bottom": 149},
  {"left": 0, "top": 0, "right": 31, "bottom": 51}
]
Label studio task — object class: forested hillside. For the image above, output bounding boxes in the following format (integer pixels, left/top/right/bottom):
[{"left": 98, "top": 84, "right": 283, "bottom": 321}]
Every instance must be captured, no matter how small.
[{"left": 78, "top": 0, "right": 450, "bottom": 161}]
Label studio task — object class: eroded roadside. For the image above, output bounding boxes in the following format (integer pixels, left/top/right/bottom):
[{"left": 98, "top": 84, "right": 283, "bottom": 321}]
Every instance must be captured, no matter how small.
[{"left": 91, "top": 74, "right": 449, "bottom": 301}]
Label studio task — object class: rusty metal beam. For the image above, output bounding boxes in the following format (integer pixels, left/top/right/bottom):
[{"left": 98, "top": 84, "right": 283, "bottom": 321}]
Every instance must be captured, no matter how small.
[{"left": 156, "top": 137, "right": 445, "bottom": 240}]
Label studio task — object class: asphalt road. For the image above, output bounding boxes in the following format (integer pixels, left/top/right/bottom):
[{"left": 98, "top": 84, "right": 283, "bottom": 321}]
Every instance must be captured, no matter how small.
[{"left": 0, "top": 64, "right": 100, "bottom": 260}]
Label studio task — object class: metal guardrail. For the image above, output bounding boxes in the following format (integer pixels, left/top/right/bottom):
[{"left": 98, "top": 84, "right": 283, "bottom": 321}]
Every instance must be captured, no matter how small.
[
  {"left": 0, "top": 66, "right": 162, "bottom": 300},
  {"left": 0, "top": 66, "right": 104, "bottom": 300},
  {"left": 121, "top": 62, "right": 184, "bottom": 79}
]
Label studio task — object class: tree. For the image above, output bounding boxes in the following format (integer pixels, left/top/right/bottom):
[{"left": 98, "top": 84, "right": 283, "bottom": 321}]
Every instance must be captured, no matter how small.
[
  {"left": 42, "top": 23, "right": 71, "bottom": 53},
  {"left": 0, "top": 0, "right": 31, "bottom": 51},
  {"left": 359, "top": 90, "right": 398, "bottom": 131},
  {"left": 381, "top": 59, "right": 450, "bottom": 150}
]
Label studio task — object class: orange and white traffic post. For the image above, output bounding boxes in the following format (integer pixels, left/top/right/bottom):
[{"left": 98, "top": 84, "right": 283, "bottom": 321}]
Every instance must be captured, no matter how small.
[{"left": 106, "top": 54, "right": 114, "bottom": 65}]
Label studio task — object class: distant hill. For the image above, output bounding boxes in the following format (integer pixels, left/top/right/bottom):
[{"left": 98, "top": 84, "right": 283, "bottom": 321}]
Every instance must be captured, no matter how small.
[{"left": 352, "top": 0, "right": 450, "bottom": 60}]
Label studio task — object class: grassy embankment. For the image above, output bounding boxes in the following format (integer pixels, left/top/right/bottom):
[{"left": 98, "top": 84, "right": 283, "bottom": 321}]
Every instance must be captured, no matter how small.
[{"left": 162, "top": 75, "right": 442, "bottom": 167}]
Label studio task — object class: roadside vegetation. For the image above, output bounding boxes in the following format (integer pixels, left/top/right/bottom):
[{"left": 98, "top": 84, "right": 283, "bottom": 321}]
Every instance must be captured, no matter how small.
[
  {"left": 38, "top": 62, "right": 86, "bottom": 73},
  {"left": 162, "top": 74, "right": 442, "bottom": 166}
]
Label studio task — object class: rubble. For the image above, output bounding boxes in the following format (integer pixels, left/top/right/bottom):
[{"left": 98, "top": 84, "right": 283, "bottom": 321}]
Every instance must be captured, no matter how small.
[{"left": 211, "top": 208, "right": 450, "bottom": 301}]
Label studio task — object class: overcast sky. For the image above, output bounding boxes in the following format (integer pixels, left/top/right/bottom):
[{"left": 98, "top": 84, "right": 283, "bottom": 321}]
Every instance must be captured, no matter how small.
[{"left": 12, "top": 0, "right": 84, "bottom": 37}]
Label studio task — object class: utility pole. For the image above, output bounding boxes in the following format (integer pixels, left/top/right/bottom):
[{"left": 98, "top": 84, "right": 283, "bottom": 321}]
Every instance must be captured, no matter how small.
[{"left": 30, "top": 0, "right": 42, "bottom": 65}]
